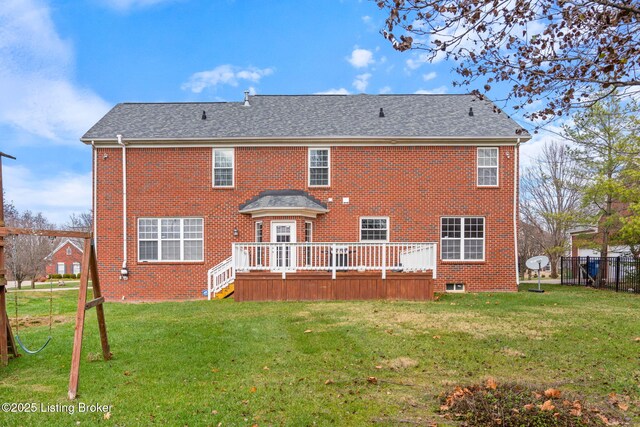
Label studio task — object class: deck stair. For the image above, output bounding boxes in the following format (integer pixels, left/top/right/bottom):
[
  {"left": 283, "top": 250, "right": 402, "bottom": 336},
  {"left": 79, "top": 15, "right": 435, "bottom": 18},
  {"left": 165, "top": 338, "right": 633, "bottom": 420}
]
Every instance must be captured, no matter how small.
[{"left": 207, "top": 256, "right": 235, "bottom": 300}]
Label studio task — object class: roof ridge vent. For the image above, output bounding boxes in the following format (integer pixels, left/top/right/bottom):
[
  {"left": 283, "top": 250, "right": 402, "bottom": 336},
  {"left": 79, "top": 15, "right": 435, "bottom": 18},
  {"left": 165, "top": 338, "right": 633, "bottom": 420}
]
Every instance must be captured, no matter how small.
[
  {"left": 243, "top": 90, "right": 250, "bottom": 107},
  {"left": 379, "top": 107, "right": 385, "bottom": 118}
]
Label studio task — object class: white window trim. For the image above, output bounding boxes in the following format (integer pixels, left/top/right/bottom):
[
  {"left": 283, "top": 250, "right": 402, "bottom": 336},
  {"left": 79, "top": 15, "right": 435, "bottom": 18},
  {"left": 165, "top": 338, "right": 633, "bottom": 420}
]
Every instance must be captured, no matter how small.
[
  {"left": 440, "top": 216, "right": 486, "bottom": 262},
  {"left": 308, "top": 147, "right": 331, "bottom": 187},
  {"left": 359, "top": 216, "right": 390, "bottom": 242},
  {"left": 477, "top": 147, "right": 499, "bottom": 187},
  {"left": 57, "top": 262, "right": 65, "bottom": 275},
  {"left": 137, "top": 217, "right": 204, "bottom": 262},
  {"left": 213, "top": 148, "right": 235, "bottom": 188},
  {"left": 255, "top": 221, "right": 263, "bottom": 242},
  {"left": 72, "top": 262, "right": 81, "bottom": 275},
  {"left": 66, "top": 246, "right": 72, "bottom": 255}
]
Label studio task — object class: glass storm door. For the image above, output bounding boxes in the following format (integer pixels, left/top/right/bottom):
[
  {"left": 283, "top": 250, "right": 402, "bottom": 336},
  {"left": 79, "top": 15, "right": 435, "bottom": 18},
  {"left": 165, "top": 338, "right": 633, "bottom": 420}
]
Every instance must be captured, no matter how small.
[{"left": 271, "top": 221, "right": 296, "bottom": 271}]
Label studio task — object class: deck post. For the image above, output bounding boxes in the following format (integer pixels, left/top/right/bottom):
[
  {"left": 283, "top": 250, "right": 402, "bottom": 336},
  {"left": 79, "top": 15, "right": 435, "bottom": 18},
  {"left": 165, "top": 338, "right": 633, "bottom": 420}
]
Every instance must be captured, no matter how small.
[
  {"left": 331, "top": 243, "right": 336, "bottom": 280},
  {"left": 281, "top": 243, "right": 286, "bottom": 279},
  {"left": 381, "top": 243, "right": 386, "bottom": 280}
]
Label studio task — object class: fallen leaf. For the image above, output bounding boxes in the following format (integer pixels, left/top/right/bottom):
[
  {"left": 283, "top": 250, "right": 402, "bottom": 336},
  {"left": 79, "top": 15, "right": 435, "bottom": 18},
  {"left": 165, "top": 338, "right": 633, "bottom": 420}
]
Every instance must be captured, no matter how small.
[
  {"left": 440, "top": 404, "right": 449, "bottom": 411},
  {"left": 533, "top": 392, "right": 543, "bottom": 400},
  {"left": 570, "top": 408, "right": 582, "bottom": 417},
  {"left": 634, "top": 337, "right": 640, "bottom": 342},
  {"left": 324, "top": 379, "right": 334, "bottom": 385},
  {"left": 263, "top": 366, "right": 269, "bottom": 370},
  {"left": 544, "top": 388, "right": 561, "bottom": 398},
  {"left": 103, "top": 412, "right": 111, "bottom": 420},
  {"left": 523, "top": 404, "right": 535, "bottom": 411},
  {"left": 375, "top": 365, "right": 383, "bottom": 369},
  {"left": 304, "top": 329, "right": 312, "bottom": 333},
  {"left": 249, "top": 386, "right": 257, "bottom": 393},
  {"left": 539, "top": 400, "right": 555, "bottom": 411},
  {"left": 211, "top": 368, "right": 219, "bottom": 373},
  {"left": 432, "top": 335, "right": 441, "bottom": 340},
  {"left": 485, "top": 378, "right": 497, "bottom": 390},
  {"left": 123, "top": 371, "right": 131, "bottom": 376},
  {"left": 211, "top": 410, "right": 218, "bottom": 415},
  {"left": 618, "top": 402, "right": 629, "bottom": 411},
  {"left": 367, "top": 376, "right": 378, "bottom": 384}
]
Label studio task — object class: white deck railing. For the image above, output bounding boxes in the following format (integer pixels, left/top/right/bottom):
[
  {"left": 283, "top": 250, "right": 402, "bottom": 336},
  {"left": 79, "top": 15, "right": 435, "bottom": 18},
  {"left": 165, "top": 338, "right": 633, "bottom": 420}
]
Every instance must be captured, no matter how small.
[
  {"left": 207, "top": 256, "right": 234, "bottom": 300},
  {"left": 232, "top": 242, "right": 437, "bottom": 280}
]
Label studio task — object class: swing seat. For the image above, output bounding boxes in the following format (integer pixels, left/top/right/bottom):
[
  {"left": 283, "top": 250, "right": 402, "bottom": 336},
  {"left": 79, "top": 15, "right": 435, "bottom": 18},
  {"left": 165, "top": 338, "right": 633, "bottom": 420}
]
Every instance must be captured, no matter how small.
[{"left": 15, "top": 335, "right": 52, "bottom": 355}]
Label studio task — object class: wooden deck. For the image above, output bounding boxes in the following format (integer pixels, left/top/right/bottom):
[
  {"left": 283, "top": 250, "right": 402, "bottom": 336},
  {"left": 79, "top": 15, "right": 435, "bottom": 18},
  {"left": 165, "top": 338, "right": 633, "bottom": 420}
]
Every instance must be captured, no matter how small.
[{"left": 234, "top": 271, "right": 434, "bottom": 302}]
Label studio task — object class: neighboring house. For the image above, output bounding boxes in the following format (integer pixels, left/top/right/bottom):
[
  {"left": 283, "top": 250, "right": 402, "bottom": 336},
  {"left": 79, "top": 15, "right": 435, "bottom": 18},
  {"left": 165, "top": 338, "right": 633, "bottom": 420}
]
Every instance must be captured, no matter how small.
[
  {"left": 45, "top": 239, "right": 83, "bottom": 276},
  {"left": 82, "top": 93, "right": 530, "bottom": 301},
  {"left": 569, "top": 202, "right": 634, "bottom": 258}
]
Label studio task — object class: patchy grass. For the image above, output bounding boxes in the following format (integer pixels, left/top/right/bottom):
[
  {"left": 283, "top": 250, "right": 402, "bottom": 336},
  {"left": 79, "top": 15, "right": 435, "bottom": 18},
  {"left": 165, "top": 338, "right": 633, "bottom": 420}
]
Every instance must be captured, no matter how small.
[{"left": 0, "top": 284, "right": 638, "bottom": 426}]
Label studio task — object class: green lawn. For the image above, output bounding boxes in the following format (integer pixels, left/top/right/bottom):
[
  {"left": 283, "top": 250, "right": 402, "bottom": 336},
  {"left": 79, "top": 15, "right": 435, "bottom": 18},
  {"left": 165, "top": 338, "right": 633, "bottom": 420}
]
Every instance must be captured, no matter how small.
[{"left": 1, "top": 284, "right": 639, "bottom": 426}]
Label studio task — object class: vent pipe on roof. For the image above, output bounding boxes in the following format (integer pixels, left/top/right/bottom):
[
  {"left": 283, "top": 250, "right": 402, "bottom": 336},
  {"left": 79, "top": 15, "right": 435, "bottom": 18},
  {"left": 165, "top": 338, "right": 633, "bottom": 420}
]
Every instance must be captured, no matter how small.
[
  {"left": 379, "top": 107, "right": 385, "bottom": 118},
  {"left": 243, "top": 90, "right": 250, "bottom": 107},
  {"left": 201, "top": 110, "right": 207, "bottom": 120},
  {"left": 469, "top": 107, "right": 474, "bottom": 117}
]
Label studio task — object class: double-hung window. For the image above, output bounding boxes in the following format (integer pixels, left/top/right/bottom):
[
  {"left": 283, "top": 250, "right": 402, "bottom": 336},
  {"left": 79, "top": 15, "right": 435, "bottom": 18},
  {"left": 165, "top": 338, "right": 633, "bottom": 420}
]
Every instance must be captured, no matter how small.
[
  {"left": 477, "top": 147, "right": 498, "bottom": 186},
  {"left": 213, "top": 148, "right": 234, "bottom": 187},
  {"left": 360, "top": 217, "right": 389, "bottom": 242},
  {"left": 138, "top": 218, "right": 204, "bottom": 262},
  {"left": 441, "top": 217, "right": 485, "bottom": 261},
  {"left": 309, "top": 148, "right": 330, "bottom": 186}
]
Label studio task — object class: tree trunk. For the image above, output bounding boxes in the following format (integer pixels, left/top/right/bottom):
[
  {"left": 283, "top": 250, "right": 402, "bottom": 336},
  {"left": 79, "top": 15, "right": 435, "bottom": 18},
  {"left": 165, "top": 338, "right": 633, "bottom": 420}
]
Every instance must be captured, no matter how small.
[{"left": 549, "top": 255, "right": 558, "bottom": 278}]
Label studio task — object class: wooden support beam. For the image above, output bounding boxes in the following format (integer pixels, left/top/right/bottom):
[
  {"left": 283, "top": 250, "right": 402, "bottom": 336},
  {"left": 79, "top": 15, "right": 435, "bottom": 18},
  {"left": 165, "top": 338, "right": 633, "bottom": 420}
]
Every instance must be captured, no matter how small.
[
  {"left": 68, "top": 238, "right": 92, "bottom": 400},
  {"left": 0, "top": 227, "right": 91, "bottom": 239},
  {"left": 89, "top": 243, "right": 111, "bottom": 361},
  {"left": 5, "top": 311, "right": 18, "bottom": 358},
  {"left": 84, "top": 297, "right": 104, "bottom": 311}
]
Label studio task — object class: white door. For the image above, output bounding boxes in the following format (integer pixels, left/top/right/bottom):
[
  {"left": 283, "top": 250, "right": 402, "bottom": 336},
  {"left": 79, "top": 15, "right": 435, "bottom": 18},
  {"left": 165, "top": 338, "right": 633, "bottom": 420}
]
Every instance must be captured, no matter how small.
[{"left": 271, "top": 221, "right": 296, "bottom": 271}]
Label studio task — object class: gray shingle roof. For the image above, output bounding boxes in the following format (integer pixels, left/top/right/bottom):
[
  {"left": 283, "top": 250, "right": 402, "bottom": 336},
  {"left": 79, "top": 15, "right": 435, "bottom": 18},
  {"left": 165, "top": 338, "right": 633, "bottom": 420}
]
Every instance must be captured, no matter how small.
[
  {"left": 81, "top": 94, "right": 529, "bottom": 141},
  {"left": 239, "top": 190, "right": 328, "bottom": 213}
]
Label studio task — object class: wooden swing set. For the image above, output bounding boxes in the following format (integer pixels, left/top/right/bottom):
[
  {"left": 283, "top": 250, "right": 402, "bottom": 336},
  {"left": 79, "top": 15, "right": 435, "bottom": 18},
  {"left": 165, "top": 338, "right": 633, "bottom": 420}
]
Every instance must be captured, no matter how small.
[{"left": 0, "top": 152, "right": 111, "bottom": 400}]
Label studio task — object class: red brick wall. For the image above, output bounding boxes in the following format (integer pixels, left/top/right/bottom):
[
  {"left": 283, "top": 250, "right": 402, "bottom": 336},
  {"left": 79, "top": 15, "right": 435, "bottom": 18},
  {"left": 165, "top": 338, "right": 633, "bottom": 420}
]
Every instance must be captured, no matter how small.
[
  {"left": 45, "top": 241, "right": 84, "bottom": 276},
  {"left": 95, "top": 144, "right": 519, "bottom": 301}
]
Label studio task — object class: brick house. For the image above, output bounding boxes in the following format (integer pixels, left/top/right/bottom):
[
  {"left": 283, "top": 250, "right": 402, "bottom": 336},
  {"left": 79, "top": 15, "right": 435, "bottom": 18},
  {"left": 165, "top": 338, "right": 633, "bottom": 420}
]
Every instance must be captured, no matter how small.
[
  {"left": 45, "top": 239, "right": 83, "bottom": 276},
  {"left": 82, "top": 93, "right": 530, "bottom": 301}
]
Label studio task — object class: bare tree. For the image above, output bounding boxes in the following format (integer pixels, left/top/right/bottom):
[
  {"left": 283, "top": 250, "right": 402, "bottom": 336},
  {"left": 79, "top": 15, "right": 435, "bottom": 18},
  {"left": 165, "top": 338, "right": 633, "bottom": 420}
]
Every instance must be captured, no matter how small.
[
  {"left": 518, "top": 221, "right": 545, "bottom": 279},
  {"left": 5, "top": 209, "right": 55, "bottom": 289},
  {"left": 520, "top": 141, "right": 585, "bottom": 277},
  {"left": 64, "top": 210, "right": 93, "bottom": 248},
  {"left": 376, "top": 0, "right": 640, "bottom": 121}
]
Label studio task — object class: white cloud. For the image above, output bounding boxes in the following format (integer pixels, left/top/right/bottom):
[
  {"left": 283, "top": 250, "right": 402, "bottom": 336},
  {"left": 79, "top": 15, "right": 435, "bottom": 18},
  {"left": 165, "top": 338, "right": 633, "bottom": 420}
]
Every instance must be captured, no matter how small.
[
  {"left": 0, "top": 0, "right": 110, "bottom": 142},
  {"left": 352, "top": 73, "right": 371, "bottom": 92},
  {"left": 314, "top": 88, "right": 350, "bottom": 95},
  {"left": 405, "top": 53, "right": 432, "bottom": 70},
  {"left": 378, "top": 86, "right": 392, "bottom": 94},
  {"left": 414, "top": 86, "right": 448, "bottom": 94},
  {"left": 4, "top": 165, "right": 92, "bottom": 225},
  {"left": 181, "top": 65, "right": 274, "bottom": 93},
  {"left": 422, "top": 71, "right": 437, "bottom": 81},
  {"left": 361, "top": 15, "right": 371, "bottom": 23},
  {"left": 100, "top": 0, "right": 177, "bottom": 11},
  {"left": 347, "top": 48, "right": 374, "bottom": 68}
]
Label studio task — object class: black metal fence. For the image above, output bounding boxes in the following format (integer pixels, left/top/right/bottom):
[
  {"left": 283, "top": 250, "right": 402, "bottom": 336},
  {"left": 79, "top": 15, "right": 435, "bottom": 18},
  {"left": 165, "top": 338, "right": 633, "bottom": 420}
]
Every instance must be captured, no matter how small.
[{"left": 560, "top": 256, "right": 640, "bottom": 293}]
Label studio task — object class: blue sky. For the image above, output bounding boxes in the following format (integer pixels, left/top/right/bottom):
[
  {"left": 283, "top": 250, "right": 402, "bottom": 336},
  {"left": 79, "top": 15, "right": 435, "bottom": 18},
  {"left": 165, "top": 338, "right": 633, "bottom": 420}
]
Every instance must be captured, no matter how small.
[{"left": 1, "top": 0, "right": 547, "bottom": 224}]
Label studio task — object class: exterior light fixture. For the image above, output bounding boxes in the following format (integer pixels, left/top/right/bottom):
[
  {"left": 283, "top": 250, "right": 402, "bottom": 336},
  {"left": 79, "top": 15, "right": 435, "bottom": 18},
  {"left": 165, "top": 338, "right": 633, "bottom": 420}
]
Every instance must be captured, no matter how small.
[{"left": 233, "top": 227, "right": 239, "bottom": 237}]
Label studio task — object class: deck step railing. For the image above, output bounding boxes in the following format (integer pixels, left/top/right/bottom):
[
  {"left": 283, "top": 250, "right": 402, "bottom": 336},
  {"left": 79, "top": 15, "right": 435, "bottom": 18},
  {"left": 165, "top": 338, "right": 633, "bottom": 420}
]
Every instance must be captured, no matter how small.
[
  {"left": 207, "top": 256, "right": 234, "bottom": 300},
  {"left": 232, "top": 242, "right": 437, "bottom": 279}
]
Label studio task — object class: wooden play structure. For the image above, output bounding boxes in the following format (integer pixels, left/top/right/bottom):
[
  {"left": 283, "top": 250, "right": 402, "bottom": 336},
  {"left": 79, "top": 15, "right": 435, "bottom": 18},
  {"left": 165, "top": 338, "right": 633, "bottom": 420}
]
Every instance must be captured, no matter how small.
[{"left": 0, "top": 152, "right": 111, "bottom": 400}]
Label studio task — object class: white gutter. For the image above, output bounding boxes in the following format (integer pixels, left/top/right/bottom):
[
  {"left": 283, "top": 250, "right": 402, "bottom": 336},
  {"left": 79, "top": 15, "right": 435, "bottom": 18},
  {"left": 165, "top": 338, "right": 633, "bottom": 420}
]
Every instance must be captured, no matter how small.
[
  {"left": 91, "top": 141, "right": 97, "bottom": 254},
  {"left": 514, "top": 138, "right": 520, "bottom": 286},
  {"left": 118, "top": 134, "right": 128, "bottom": 279}
]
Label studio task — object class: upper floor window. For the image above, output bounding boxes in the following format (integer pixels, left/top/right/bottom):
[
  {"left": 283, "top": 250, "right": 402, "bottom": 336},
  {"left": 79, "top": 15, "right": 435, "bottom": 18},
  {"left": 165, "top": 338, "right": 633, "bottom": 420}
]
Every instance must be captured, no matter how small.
[
  {"left": 309, "top": 148, "right": 330, "bottom": 187},
  {"left": 66, "top": 246, "right": 72, "bottom": 256},
  {"left": 441, "top": 217, "right": 485, "bottom": 261},
  {"left": 138, "top": 218, "right": 203, "bottom": 262},
  {"left": 213, "top": 148, "right": 234, "bottom": 187},
  {"left": 477, "top": 147, "right": 498, "bottom": 186},
  {"left": 360, "top": 217, "right": 389, "bottom": 242}
]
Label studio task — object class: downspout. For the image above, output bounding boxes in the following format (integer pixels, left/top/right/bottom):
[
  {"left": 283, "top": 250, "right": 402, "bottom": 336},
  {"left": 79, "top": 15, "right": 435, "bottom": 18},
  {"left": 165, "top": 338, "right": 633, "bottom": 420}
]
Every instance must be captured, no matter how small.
[
  {"left": 118, "top": 135, "right": 129, "bottom": 280},
  {"left": 514, "top": 138, "right": 521, "bottom": 286},
  {"left": 91, "top": 141, "right": 97, "bottom": 254}
]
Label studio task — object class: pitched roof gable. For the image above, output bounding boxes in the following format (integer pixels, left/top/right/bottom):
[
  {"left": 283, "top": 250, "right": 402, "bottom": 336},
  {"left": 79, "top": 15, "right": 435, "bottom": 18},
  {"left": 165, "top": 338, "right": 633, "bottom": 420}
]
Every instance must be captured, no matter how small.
[{"left": 82, "top": 94, "right": 529, "bottom": 142}]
